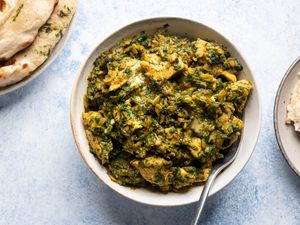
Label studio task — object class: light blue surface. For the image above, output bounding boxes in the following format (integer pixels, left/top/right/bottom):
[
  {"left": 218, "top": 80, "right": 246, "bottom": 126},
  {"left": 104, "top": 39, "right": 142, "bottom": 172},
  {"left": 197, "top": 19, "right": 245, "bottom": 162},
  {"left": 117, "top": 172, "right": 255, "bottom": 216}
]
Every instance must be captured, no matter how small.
[{"left": 1, "top": 0, "right": 300, "bottom": 224}]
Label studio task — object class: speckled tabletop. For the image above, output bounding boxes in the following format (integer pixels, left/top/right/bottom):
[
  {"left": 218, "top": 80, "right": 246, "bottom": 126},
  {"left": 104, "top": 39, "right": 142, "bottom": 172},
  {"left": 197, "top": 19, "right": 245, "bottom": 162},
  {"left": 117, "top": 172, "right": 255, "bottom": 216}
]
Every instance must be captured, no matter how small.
[{"left": 1, "top": 0, "right": 300, "bottom": 224}]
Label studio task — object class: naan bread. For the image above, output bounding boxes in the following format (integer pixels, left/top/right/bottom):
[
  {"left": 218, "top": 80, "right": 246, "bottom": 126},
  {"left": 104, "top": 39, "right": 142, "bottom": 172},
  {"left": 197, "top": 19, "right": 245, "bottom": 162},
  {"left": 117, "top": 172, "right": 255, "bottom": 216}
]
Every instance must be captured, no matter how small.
[
  {"left": 0, "top": 0, "right": 78, "bottom": 87},
  {"left": 0, "top": 0, "right": 58, "bottom": 61}
]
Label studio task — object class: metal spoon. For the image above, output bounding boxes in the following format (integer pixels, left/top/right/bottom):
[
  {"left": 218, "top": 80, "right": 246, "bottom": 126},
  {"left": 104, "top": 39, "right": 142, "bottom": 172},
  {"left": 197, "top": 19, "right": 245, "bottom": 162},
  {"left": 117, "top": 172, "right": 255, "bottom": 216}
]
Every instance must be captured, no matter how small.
[{"left": 190, "top": 136, "right": 241, "bottom": 225}]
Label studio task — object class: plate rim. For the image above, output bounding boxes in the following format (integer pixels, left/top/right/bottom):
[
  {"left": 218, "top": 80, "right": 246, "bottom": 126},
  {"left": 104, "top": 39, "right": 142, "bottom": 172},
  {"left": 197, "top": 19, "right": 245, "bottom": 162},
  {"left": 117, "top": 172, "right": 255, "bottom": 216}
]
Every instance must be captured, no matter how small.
[{"left": 274, "top": 56, "right": 300, "bottom": 177}]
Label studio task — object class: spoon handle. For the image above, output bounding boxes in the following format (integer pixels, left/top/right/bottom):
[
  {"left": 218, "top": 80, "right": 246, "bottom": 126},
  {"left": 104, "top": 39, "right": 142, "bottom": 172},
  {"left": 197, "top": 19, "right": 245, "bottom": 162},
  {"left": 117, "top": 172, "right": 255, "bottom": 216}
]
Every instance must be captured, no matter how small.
[{"left": 190, "top": 170, "right": 219, "bottom": 225}]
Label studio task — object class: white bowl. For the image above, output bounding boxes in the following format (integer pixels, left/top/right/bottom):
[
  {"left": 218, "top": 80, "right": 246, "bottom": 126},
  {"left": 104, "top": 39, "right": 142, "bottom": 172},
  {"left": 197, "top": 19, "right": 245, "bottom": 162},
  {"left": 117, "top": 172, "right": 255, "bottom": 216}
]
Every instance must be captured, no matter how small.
[
  {"left": 70, "top": 17, "right": 261, "bottom": 206},
  {"left": 0, "top": 11, "right": 78, "bottom": 96},
  {"left": 274, "top": 56, "right": 300, "bottom": 176}
]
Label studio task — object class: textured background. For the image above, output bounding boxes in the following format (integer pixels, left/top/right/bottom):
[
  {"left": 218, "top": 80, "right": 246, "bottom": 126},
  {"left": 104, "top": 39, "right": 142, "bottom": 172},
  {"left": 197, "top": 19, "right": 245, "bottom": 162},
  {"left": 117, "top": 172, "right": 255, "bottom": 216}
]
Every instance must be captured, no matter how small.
[{"left": 1, "top": 0, "right": 300, "bottom": 224}]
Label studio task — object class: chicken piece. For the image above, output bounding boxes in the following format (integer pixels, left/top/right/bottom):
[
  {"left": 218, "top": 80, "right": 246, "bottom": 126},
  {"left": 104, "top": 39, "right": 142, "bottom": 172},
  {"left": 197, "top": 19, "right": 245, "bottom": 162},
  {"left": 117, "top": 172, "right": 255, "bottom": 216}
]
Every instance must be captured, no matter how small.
[{"left": 131, "top": 156, "right": 173, "bottom": 190}]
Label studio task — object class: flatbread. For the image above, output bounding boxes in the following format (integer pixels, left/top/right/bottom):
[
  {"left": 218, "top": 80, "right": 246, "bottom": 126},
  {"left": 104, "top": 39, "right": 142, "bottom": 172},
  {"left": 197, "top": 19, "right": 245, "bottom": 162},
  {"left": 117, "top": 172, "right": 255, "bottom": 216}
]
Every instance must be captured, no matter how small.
[
  {"left": 0, "top": 0, "right": 58, "bottom": 61},
  {"left": 0, "top": 0, "right": 78, "bottom": 87}
]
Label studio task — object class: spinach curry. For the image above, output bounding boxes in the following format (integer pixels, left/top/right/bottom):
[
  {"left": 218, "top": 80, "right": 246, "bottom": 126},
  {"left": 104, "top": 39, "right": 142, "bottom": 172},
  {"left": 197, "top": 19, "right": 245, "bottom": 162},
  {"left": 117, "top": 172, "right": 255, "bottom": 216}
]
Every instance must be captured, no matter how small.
[{"left": 83, "top": 29, "right": 252, "bottom": 192}]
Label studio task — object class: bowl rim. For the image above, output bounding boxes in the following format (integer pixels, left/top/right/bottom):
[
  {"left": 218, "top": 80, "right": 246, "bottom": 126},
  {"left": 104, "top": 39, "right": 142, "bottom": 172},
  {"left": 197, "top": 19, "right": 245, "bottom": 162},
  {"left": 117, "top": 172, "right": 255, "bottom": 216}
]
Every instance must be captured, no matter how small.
[
  {"left": 274, "top": 56, "right": 300, "bottom": 177},
  {"left": 0, "top": 9, "right": 78, "bottom": 96},
  {"left": 70, "top": 16, "right": 262, "bottom": 206}
]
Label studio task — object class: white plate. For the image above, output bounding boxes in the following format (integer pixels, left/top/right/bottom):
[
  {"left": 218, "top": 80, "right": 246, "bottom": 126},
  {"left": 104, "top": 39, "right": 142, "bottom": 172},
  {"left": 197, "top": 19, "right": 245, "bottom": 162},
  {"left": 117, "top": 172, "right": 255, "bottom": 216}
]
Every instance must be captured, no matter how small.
[
  {"left": 0, "top": 11, "right": 78, "bottom": 95},
  {"left": 70, "top": 17, "right": 261, "bottom": 206},
  {"left": 274, "top": 57, "right": 300, "bottom": 176}
]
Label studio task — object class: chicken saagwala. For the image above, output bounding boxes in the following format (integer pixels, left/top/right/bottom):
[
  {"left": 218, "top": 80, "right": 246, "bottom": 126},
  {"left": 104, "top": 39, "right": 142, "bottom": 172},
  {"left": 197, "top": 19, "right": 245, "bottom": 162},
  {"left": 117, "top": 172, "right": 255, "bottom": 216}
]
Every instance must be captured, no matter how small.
[{"left": 82, "top": 29, "right": 252, "bottom": 192}]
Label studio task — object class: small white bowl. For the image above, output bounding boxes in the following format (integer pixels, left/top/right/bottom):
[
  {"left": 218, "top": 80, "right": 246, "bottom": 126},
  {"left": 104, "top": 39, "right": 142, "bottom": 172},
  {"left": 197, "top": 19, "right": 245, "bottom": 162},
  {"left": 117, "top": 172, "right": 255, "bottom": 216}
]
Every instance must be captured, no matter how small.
[
  {"left": 0, "top": 12, "right": 78, "bottom": 96},
  {"left": 70, "top": 17, "right": 261, "bottom": 206},
  {"left": 274, "top": 57, "right": 300, "bottom": 176}
]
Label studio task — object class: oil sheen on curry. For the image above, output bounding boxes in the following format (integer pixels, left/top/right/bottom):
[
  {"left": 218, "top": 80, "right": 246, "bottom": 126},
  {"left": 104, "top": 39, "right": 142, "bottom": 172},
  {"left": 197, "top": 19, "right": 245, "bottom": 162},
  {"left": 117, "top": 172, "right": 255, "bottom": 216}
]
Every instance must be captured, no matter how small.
[{"left": 83, "top": 29, "right": 252, "bottom": 192}]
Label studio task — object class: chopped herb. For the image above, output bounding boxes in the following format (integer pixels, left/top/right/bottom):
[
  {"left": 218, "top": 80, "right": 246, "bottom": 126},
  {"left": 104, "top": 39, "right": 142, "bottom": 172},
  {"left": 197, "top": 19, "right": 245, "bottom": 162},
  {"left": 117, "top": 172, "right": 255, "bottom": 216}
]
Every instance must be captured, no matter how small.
[
  {"left": 124, "top": 68, "right": 132, "bottom": 75},
  {"left": 55, "top": 30, "right": 63, "bottom": 38},
  {"left": 12, "top": 4, "right": 24, "bottom": 22}
]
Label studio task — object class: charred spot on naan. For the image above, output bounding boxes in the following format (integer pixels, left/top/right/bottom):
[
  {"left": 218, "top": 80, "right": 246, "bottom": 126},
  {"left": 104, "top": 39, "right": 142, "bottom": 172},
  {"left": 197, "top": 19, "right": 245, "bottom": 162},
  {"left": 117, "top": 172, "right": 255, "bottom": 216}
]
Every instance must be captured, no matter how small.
[
  {"left": 3, "top": 58, "right": 16, "bottom": 66},
  {"left": 0, "top": 58, "right": 5, "bottom": 66},
  {"left": 0, "top": 0, "right": 6, "bottom": 12},
  {"left": 0, "top": 68, "right": 5, "bottom": 79}
]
